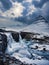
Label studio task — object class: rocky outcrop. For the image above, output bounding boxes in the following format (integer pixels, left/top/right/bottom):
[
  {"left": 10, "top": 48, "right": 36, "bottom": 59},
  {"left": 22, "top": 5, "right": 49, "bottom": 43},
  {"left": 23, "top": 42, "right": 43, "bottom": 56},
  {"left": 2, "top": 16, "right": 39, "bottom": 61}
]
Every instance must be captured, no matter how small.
[
  {"left": 0, "top": 53, "right": 31, "bottom": 65},
  {"left": 20, "top": 32, "right": 49, "bottom": 43},
  {"left": 20, "top": 32, "right": 35, "bottom": 41},
  {"left": 0, "top": 29, "right": 6, "bottom": 32},
  {"left": 0, "top": 33, "right": 7, "bottom": 53},
  {"left": 0, "top": 29, "right": 19, "bottom": 42},
  {"left": 11, "top": 31, "right": 19, "bottom": 42}
]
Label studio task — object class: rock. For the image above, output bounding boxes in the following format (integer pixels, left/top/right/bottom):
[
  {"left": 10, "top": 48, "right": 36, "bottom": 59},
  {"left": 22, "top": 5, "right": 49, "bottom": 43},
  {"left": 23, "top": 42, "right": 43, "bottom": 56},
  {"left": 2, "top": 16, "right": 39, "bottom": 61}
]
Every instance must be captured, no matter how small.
[
  {"left": 35, "top": 46, "right": 38, "bottom": 49},
  {"left": 20, "top": 32, "right": 28, "bottom": 39},
  {"left": 44, "top": 36, "right": 49, "bottom": 43},
  {"left": 20, "top": 32, "right": 33, "bottom": 41},
  {"left": 24, "top": 34, "right": 32, "bottom": 41},
  {"left": 11, "top": 32, "right": 19, "bottom": 42},
  {"left": 0, "top": 61, "right": 4, "bottom": 65},
  {"left": 0, "top": 33, "right": 7, "bottom": 53},
  {"left": 0, "top": 29, "right": 6, "bottom": 32},
  {"left": 43, "top": 48, "right": 46, "bottom": 51},
  {"left": 20, "top": 32, "right": 49, "bottom": 43}
]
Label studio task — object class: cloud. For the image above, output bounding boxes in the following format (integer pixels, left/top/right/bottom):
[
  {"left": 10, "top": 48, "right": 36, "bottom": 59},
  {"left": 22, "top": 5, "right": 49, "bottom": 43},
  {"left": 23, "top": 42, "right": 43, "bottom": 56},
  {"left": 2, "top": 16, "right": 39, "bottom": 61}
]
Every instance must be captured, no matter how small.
[
  {"left": 33, "top": 0, "right": 49, "bottom": 8},
  {"left": 13, "top": 0, "right": 32, "bottom": 3},
  {"left": 27, "top": 5, "right": 36, "bottom": 16},
  {"left": 23, "top": 0, "right": 32, "bottom": 3},
  {"left": 35, "top": 0, "right": 40, "bottom": 2},
  {"left": 22, "top": 0, "right": 37, "bottom": 16},
  {"left": 0, "top": 0, "right": 12, "bottom": 10},
  {"left": 42, "top": 2, "right": 49, "bottom": 21},
  {"left": 12, "top": 0, "right": 23, "bottom": 2},
  {"left": 0, "top": 0, "right": 49, "bottom": 22},
  {"left": 0, "top": 2, "right": 25, "bottom": 18}
]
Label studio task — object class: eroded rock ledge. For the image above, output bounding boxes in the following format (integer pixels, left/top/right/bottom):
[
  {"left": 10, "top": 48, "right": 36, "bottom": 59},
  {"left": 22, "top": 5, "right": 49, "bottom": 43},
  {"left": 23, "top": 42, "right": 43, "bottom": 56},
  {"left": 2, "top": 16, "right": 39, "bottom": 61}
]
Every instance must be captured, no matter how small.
[
  {"left": 0, "top": 28, "right": 49, "bottom": 43},
  {"left": 20, "top": 32, "right": 49, "bottom": 43}
]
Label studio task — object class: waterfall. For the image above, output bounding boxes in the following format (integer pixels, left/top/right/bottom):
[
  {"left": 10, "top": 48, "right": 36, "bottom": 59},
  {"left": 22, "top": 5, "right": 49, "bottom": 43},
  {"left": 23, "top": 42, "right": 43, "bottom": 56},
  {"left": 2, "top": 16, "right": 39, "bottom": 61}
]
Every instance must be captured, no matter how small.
[
  {"left": 5, "top": 32, "right": 31, "bottom": 59},
  {"left": 2, "top": 32, "right": 49, "bottom": 65},
  {"left": 5, "top": 33, "right": 17, "bottom": 54}
]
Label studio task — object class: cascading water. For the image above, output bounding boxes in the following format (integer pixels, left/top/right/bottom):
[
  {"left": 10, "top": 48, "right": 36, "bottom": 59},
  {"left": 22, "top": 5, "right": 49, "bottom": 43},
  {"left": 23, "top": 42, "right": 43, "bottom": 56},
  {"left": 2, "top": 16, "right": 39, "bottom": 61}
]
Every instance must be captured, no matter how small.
[
  {"left": 5, "top": 32, "right": 31, "bottom": 58},
  {"left": 4, "top": 32, "right": 49, "bottom": 65}
]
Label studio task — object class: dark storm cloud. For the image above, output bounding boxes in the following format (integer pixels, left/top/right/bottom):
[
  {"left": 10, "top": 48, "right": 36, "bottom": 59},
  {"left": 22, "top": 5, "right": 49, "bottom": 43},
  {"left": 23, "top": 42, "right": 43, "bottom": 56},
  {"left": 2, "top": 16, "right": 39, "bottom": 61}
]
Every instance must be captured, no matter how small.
[
  {"left": 0, "top": 0, "right": 12, "bottom": 10},
  {"left": 33, "top": 0, "right": 49, "bottom": 8}
]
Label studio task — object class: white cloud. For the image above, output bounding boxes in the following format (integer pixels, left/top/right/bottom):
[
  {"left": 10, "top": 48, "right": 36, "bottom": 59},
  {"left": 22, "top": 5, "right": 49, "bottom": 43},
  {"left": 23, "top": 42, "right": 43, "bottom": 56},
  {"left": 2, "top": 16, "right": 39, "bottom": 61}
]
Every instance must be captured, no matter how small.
[
  {"left": 27, "top": 5, "right": 36, "bottom": 16},
  {"left": 0, "top": 2, "right": 25, "bottom": 18},
  {"left": 24, "top": 0, "right": 32, "bottom": 3}
]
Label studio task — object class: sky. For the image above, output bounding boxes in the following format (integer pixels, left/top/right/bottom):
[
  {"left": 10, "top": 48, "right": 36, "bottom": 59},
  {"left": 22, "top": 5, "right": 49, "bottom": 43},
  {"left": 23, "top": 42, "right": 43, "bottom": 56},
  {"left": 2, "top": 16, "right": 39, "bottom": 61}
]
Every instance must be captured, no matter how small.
[{"left": 0, "top": 0, "right": 49, "bottom": 22}]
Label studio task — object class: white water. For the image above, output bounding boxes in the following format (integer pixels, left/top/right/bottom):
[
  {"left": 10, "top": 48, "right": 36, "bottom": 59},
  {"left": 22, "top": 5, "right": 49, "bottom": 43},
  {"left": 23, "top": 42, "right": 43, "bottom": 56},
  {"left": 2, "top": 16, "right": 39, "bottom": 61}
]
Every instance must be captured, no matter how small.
[{"left": 5, "top": 33, "right": 49, "bottom": 65}]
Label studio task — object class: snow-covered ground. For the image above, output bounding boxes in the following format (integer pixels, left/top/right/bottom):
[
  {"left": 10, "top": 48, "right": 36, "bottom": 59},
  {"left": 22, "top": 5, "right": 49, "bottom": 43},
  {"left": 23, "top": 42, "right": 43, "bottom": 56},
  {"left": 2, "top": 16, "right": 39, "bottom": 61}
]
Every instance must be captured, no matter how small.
[{"left": 23, "top": 20, "right": 49, "bottom": 36}]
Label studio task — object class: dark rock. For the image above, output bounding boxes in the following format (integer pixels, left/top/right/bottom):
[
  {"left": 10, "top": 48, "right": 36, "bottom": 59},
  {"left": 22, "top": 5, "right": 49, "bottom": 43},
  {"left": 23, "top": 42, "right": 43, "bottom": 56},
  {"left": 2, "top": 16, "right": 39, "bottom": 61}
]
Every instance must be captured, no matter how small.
[
  {"left": 20, "top": 32, "right": 33, "bottom": 41},
  {"left": 0, "top": 61, "right": 4, "bottom": 65},
  {"left": 35, "top": 46, "right": 38, "bottom": 49},
  {"left": 44, "top": 36, "right": 49, "bottom": 43},
  {"left": 20, "top": 32, "right": 49, "bottom": 43},
  {"left": 43, "top": 48, "right": 46, "bottom": 51},
  {"left": 20, "top": 32, "right": 27, "bottom": 39},
  {"left": 0, "top": 29, "right": 6, "bottom": 32},
  {"left": 24, "top": 34, "right": 32, "bottom": 41},
  {"left": 0, "top": 33, "right": 7, "bottom": 53},
  {"left": 11, "top": 32, "right": 19, "bottom": 42}
]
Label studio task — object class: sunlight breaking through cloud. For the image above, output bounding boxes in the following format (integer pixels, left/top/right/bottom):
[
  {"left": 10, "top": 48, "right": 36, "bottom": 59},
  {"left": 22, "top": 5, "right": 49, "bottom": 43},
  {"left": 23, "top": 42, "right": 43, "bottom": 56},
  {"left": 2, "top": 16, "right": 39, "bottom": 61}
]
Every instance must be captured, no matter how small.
[{"left": 0, "top": 2, "right": 25, "bottom": 18}]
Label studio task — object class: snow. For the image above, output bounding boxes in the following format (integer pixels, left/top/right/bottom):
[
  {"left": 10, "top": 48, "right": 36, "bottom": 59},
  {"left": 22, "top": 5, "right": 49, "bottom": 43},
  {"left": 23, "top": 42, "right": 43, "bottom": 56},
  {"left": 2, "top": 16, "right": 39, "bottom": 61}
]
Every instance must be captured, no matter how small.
[
  {"left": 0, "top": 17, "right": 27, "bottom": 32},
  {"left": 4, "top": 32, "right": 49, "bottom": 65},
  {"left": 23, "top": 21, "right": 49, "bottom": 36}
]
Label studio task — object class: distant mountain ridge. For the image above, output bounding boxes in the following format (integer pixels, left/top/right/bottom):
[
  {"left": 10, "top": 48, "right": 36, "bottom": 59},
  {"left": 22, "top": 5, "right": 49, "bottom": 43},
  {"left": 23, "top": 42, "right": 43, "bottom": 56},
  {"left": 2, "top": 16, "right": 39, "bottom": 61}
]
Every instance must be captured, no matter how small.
[{"left": 15, "top": 15, "right": 48, "bottom": 25}]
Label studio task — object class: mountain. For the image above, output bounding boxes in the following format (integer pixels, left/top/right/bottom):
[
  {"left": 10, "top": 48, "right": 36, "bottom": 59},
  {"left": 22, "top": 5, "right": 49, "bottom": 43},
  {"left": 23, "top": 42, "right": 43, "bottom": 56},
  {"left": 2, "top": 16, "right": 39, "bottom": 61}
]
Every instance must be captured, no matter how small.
[
  {"left": 23, "top": 15, "right": 49, "bottom": 35},
  {"left": 15, "top": 15, "right": 49, "bottom": 25}
]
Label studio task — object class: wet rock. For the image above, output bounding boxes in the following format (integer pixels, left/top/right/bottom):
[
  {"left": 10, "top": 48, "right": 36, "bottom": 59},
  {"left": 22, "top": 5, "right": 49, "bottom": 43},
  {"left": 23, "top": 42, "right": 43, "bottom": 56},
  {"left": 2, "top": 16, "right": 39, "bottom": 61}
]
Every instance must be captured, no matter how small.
[
  {"left": 11, "top": 32, "right": 19, "bottom": 42},
  {"left": 0, "top": 61, "right": 4, "bottom": 65},
  {"left": 35, "top": 46, "right": 38, "bottom": 49},
  {"left": 20, "top": 32, "right": 49, "bottom": 43},
  {"left": 0, "top": 29, "right": 6, "bottom": 32},
  {"left": 43, "top": 48, "right": 46, "bottom": 51},
  {"left": 20, "top": 32, "right": 33, "bottom": 41},
  {"left": 44, "top": 36, "right": 49, "bottom": 43},
  {"left": 20, "top": 32, "right": 28, "bottom": 39},
  {"left": 24, "top": 34, "right": 32, "bottom": 41},
  {"left": 0, "top": 33, "right": 7, "bottom": 53}
]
